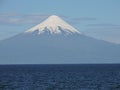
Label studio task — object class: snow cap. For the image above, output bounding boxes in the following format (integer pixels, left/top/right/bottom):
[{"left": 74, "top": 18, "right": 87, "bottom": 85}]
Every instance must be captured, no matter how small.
[{"left": 25, "top": 15, "right": 81, "bottom": 35}]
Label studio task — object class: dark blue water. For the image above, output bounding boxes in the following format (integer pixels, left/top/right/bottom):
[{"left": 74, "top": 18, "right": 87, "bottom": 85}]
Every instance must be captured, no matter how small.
[{"left": 0, "top": 64, "right": 120, "bottom": 90}]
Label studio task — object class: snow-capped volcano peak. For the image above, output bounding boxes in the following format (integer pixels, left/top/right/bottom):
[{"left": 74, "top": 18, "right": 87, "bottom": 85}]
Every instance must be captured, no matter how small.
[{"left": 25, "top": 15, "right": 81, "bottom": 35}]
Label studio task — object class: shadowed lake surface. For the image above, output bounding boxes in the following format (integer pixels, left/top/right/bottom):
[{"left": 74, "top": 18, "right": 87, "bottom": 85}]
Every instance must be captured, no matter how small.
[{"left": 0, "top": 64, "right": 120, "bottom": 90}]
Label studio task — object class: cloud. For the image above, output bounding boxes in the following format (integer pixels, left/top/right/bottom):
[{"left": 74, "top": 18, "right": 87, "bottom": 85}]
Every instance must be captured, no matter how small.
[
  {"left": 0, "top": 13, "right": 97, "bottom": 26},
  {"left": 87, "top": 23, "right": 120, "bottom": 27},
  {"left": 0, "top": 13, "right": 18, "bottom": 17},
  {"left": 71, "top": 17, "right": 97, "bottom": 21},
  {"left": 86, "top": 23, "right": 120, "bottom": 30},
  {"left": 66, "top": 17, "right": 97, "bottom": 25},
  {"left": 0, "top": 13, "right": 50, "bottom": 25}
]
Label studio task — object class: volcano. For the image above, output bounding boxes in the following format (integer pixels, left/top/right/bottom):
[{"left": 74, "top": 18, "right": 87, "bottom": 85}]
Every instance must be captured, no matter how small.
[{"left": 0, "top": 15, "right": 120, "bottom": 64}]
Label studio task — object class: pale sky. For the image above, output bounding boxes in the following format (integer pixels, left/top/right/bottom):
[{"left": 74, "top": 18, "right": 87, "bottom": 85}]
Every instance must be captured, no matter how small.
[{"left": 0, "top": 0, "right": 120, "bottom": 44}]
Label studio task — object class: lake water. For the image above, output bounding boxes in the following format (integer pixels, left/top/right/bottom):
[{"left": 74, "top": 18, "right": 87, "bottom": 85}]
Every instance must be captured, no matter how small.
[{"left": 0, "top": 64, "right": 120, "bottom": 90}]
